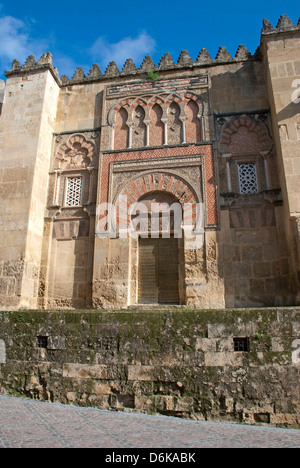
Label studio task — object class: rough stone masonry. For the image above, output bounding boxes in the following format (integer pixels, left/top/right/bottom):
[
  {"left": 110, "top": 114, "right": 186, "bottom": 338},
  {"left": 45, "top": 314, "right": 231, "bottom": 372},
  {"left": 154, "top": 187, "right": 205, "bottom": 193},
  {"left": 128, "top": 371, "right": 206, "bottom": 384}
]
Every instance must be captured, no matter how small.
[{"left": 0, "top": 308, "right": 299, "bottom": 428}]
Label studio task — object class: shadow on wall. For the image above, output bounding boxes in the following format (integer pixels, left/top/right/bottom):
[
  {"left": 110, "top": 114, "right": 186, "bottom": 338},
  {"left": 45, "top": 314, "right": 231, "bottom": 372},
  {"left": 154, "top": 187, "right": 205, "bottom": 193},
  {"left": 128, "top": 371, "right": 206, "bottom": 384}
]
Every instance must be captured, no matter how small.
[
  {"left": 210, "top": 61, "right": 269, "bottom": 114},
  {"left": 94, "top": 91, "right": 103, "bottom": 129},
  {"left": 277, "top": 101, "right": 300, "bottom": 122}
]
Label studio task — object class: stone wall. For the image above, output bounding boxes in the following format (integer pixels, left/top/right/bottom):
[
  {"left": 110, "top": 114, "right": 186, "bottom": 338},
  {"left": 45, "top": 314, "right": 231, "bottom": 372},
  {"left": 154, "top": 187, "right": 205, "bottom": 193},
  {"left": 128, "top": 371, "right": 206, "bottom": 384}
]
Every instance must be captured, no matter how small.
[
  {"left": 0, "top": 80, "right": 5, "bottom": 115},
  {"left": 0, "top": 69, "right": 60, "bottom": 310},
  {"left": 262, "top": 25, "right": 300, "bottom": 303},
  {"left": 0, "top": 308, "right": 299, "bottom": 428}
]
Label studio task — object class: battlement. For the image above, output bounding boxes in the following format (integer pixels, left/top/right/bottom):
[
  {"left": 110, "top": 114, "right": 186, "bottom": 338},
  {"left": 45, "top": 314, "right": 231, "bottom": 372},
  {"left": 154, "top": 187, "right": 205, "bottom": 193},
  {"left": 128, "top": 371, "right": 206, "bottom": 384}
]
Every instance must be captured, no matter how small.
[
  {"left": 5, "top": 46, "right": 258, "bottom": 87},
  {"left": 4, "top": 15, "right": 299, "bottom": 87},
  {"left": 262, "top": 14, "right": 300, "bottom": 35}
]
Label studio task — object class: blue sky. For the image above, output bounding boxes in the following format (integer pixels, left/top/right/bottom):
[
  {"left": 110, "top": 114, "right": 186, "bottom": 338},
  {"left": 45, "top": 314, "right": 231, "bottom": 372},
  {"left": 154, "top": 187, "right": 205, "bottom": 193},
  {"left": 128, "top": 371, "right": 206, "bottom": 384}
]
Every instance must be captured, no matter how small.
[{"left": 0, "top": 1, "right": 299, "bottom": 80}]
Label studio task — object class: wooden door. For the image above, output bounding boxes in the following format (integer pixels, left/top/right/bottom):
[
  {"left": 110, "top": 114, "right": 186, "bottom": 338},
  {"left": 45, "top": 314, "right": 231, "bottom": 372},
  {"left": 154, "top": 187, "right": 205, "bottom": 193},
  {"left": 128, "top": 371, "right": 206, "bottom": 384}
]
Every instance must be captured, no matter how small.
[{"left": 138, "top": 237, "right": 179, "bottom": 304}]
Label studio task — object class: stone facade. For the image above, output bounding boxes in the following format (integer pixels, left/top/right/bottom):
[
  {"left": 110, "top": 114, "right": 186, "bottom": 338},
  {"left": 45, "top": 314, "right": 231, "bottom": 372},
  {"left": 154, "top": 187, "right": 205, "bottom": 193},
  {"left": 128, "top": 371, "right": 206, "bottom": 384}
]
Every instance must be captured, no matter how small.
[
  {"left": 0, "top": 308, "right": 299, "bottom": 427},
  {"left": 0, "top": 16, "right": 299, "bottom": 310}
]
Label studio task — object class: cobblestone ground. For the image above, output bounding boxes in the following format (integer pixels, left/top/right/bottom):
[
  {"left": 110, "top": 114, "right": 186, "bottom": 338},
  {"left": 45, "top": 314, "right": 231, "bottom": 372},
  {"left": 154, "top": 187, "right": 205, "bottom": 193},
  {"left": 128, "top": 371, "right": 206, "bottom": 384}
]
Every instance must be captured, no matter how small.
[{"left": 0, "top": 396, "right": 299, "bottom": 448}]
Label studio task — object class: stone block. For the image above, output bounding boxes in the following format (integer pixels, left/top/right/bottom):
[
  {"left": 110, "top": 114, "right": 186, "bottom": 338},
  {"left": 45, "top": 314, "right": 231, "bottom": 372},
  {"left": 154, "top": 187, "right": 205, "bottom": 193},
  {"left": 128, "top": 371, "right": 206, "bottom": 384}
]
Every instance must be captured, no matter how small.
[
  {"left": 62, "top": 364, "right": 108, "bottom": 380},
  {"left": 241, "top": 246, "right": 262, "bottom": 262},
  {"left": 128, "top": 365, "right": 156, "bottom": 381},
  {"left": 204, "top": 352, "right": 244, "bottom": 367},
  {"left": 253, "top": 262, "right": 272, "bottom": 278},
  {"left": 195, "top": 338, "right": 217, "bottom": 353}
]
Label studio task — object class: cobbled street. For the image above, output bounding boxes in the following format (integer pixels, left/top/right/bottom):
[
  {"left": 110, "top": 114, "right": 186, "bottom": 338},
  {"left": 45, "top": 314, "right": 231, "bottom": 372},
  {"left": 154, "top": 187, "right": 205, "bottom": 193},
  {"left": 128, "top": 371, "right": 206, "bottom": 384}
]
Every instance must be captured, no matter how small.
[{"left": 0, "top": 395, "right": 299, "bottom": 448}]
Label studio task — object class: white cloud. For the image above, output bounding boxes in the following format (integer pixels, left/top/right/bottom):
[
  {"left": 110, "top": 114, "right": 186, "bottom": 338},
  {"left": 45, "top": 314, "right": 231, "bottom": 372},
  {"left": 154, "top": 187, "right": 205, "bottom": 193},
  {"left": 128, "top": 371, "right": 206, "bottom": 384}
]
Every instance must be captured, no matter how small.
[
  {"left": 0, "top": 16, "right": 28, "bottom": 60},
  {"left": 0, "top": 14, "right": 48, "bottom": 73},
  {"left": 89, "top": 32, "right": 156, "bottom": 69}
]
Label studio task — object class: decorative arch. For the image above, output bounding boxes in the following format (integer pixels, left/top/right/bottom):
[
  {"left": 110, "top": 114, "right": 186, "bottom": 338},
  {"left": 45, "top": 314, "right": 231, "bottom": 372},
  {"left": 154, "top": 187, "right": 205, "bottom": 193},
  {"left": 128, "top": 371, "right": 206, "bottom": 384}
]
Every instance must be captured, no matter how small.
[
  {"left": 167, "top": 101, "right": 182, "bottom": 145},
  {"left": 115, "top": 172, "right": 199, "bottom": 230},
  {"left": 109, "top": 97, "right": 148, "bottom": 126},
  {"left": 164, "top": 93, "right": 183, "bottom": 106},
  {"left": 219, "top": 115, "right": 273, "bottom": 154},
  {"left": 149, "top": 103, "right": 164, "bottom": 146},
  {"left": 132, "top": 104, "right": 147, "bottom": 148},
  {"left": 183, "top": 92, "right": 204, "bottom": 116},
  {"left": 148, "top": 95, "right": 165, "bottom": 109},
  {"left": 55, "top": 134, "right": 95, "bottom": 170},
  {"left": 185, "top": 99, "right": 202, "bottom": 143},
  {"left": 114, "top": 107, "right": 129, "bottom": 150}
]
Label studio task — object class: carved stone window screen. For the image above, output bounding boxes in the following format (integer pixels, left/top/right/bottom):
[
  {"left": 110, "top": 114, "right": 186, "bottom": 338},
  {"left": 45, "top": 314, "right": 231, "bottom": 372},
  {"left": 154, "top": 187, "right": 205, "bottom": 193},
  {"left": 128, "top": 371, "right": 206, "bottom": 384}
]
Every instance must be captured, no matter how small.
[
  {"left": 65, "top": 177, "right": 83, "bottom": 207},
  {"left": 238, "top": 163, "right": 258, "bottom": 195}
]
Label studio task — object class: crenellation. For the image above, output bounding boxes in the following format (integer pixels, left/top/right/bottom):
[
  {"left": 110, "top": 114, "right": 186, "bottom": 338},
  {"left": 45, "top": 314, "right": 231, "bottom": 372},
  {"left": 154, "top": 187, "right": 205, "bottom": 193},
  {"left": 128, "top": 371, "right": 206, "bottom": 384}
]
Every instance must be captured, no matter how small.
[
  {"left": 263, "top": 18, "right": 275, "bottom": 33},
  {"left": 121, "top": 58, "right": 138, "bottom": 75},
  {"left": 4, "top": 47, "right": 260, "bottom": 89},
  {"left": 196, "top": 48, "right": 213, "bottom": 64},
  {"left": 105, "top": 61, "right": 120, "bottom": 77},
  {"left": 23, "top": 55, "right": 37, "bottom": 69},
  {"left": 70, "top": 67, "right": 86, "bottom": 83},
  {"left": 10, "top": 59, "right": 22, "bottom": 71},
  {"left": 177, "top": 50, "right": 193, "bottom": 67},
  {"left": 262, "top": 15, "right": 300, "bottom": 35},
  {"left": 87, "top": 64, "right": 103, "bottom": 79},
  {"left": 235, "top": 45, "right": 251, "bottom": 60},
  {"left": 4, "top": 15, "right": 299, "bottom": 88},
  {"left": 276, "top": 14, "right": 297, "bottom": 31},
  {"left": 158, "top": 52, "right": 175, "bottom": 70},
  {"left": 140, "top": 55, "right": 156, "bottom": 71},
  {"left": 215, "top": 46, "right": 232, "bottom": 61},
  {"left": 60, "top": 74, "right": 70, "bottom": 85},
  {"left": 37, "top": 52, "right": 53, "bottom": 67}
]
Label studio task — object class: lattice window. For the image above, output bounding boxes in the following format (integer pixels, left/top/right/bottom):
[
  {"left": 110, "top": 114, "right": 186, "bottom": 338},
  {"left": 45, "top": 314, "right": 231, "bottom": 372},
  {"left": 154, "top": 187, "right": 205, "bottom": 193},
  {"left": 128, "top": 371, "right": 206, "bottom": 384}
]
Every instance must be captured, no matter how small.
[
  {"left": 65, "top": 177, "right": 82, "bottom": 207},
  {"left": 37, "top": 336, "right": 48, "bottom": 349},
  {"left": 234, "top": 337, "right": 250, "bottom": 352},
  {"left": 238, "top": 163, "right": 258, "bottom": 194}
]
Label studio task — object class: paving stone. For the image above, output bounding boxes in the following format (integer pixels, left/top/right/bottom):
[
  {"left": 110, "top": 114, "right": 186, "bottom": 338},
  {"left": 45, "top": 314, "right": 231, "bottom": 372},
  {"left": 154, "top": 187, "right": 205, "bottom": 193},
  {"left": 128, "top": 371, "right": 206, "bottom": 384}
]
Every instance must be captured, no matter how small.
[{"left": 0, "top": 396, "right": 299, "bottom": 448}]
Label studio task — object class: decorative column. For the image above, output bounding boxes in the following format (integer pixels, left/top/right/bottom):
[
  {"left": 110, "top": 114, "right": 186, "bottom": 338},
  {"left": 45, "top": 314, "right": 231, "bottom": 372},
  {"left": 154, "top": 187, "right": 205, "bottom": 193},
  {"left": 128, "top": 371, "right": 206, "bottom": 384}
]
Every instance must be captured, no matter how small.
[
  {"left": 200, "top": 116, "right": 205, "bottom": 141},
  {"left": 162, "top": 118, "right": 168, "bottom": 145},
  {"left": 223, "top": 154, "right": 232, "bottom": 192},
  {"left": 145, "top": 120, "right": 150, "bottom": 147},
  {"left": 181, "top": 118, "right": 187, "bottom": 144},
  {"left": 54, "top": 170, "right": 62, "bottom": 206},
  {"left": 111, "top": 124, "right": 116, "bottom": 150},
  {"left": 128, "top": 124, "right": 133, "bottom": 149},
  {"left": 87, "top": 166, "right": 95, "bottom": 204},
  {"left": 261, "top": 151, "right": 271, "bottom": 190}
]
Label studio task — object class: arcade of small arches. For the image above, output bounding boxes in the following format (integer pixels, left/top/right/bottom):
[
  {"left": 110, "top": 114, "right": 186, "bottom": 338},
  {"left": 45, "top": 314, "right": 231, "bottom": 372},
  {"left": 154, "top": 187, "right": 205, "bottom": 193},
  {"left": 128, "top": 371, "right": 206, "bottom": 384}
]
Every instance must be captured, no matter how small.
[{"left": 108, "top": 93, "right": 204, "bottom": 150}]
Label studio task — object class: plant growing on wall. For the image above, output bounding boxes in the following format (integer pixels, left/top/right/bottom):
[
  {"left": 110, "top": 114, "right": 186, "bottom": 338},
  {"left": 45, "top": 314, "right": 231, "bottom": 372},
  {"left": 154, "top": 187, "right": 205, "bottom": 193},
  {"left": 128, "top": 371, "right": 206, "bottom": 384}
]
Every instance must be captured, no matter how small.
[{"left": 146, "top": 71, "right": 159, "bottom": 85}]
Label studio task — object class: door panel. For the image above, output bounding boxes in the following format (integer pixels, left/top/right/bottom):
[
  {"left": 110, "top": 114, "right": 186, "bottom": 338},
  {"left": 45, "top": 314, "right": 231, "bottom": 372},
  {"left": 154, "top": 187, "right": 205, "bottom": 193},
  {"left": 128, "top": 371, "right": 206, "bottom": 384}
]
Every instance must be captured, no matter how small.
[{"left": 138, "top": 237, "right": 179, "bottom": 304}]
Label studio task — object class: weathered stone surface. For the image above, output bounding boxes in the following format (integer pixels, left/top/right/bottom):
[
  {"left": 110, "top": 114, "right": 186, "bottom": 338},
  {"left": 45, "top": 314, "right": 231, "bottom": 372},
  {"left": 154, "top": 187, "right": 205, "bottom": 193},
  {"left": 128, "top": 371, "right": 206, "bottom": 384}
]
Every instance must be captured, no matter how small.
[
  {"left": 0, "top": 340, "right": 6, "bottom": 364},
  {"left": 0, "top": 308, "right": 299, "bottom": 427}
]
